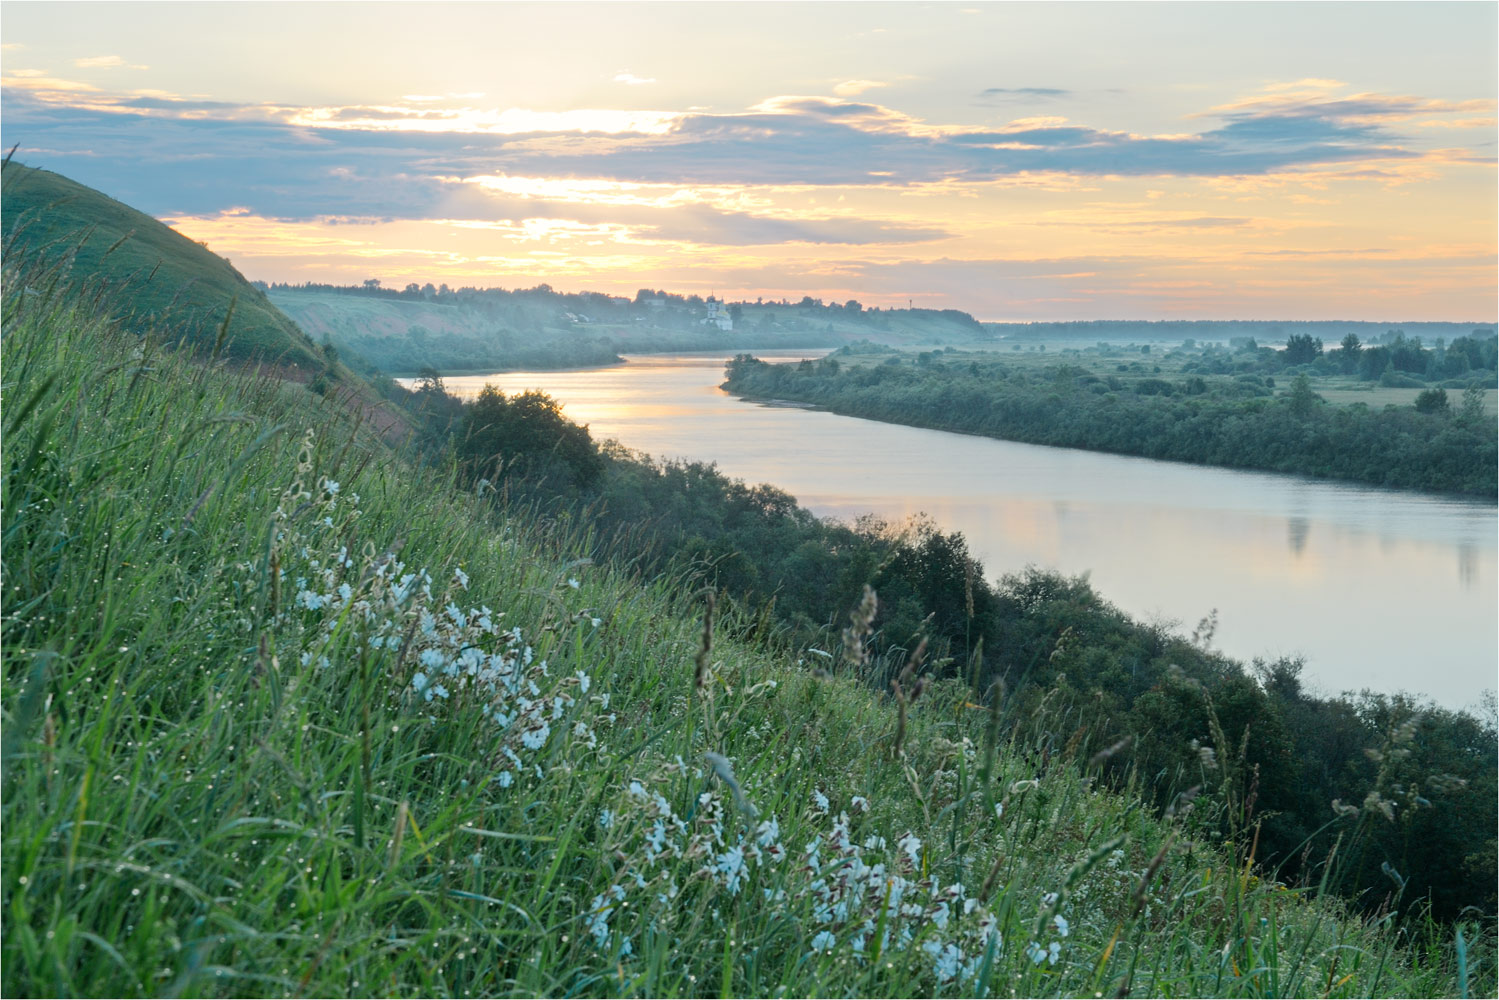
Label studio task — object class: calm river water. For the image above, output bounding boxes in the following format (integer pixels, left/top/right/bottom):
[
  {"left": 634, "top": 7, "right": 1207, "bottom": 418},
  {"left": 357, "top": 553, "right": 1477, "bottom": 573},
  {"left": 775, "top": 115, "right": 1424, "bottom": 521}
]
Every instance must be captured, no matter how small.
[{"left": 414, "top": 352, "right": 1498, "bottom": 711}]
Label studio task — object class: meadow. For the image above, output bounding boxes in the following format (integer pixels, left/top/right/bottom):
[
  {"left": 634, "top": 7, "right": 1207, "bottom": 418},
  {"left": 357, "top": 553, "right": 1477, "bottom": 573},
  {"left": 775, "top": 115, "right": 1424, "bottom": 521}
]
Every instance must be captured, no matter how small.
[{"left": 5, "top": 249, "right": 1492, "bottom": 997}]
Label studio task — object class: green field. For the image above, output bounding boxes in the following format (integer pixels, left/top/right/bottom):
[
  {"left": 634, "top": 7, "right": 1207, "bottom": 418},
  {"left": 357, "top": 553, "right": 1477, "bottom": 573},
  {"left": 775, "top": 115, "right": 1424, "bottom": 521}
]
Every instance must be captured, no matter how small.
[{"left": 828, "top": 339, "right": 1499, "bottom": 416}]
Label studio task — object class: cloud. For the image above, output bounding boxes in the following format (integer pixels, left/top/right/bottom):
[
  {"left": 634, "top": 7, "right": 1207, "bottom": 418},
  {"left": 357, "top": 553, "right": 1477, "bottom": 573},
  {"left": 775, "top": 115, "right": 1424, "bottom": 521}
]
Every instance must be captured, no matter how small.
[
  {"left": 833, "top": 80, "right": 886, "bottom": 97},
  {"left": 288, "top": 103, "right": 682, "bottom": 135},
  {"left": 0, "top": 80, "right": 1479, "bottom": 236},
  {"left": 1415, "top": 117, "right": 1498, "bottom": 130},
  {"left": 1204, "top": 81, "right": 1496, "bottom": 123},
  {"left": 1113, "top": 216, "right": 1252, "bottom": 229},
  {"left": 72, "top": 55, "right": 149, "bottom": 70},
  {"left": 613, "top": 72, "right": 656, "bottom": 86},
  {"left": 439, "top": 179, "right": 950, "bottom": 246},
  {"left": 978, "top": 87, "right": 1072, "bottom": 102}
]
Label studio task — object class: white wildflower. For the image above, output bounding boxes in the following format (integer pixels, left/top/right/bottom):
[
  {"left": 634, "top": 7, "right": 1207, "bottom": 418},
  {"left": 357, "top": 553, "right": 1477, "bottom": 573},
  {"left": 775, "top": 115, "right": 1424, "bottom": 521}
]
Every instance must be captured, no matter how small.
[
  {"left": 716, "top": 845, "right": 747, "bottom": 894},
  {"left": 811, "top": 788, "right": 830, "bottom": 813},
  {"left": 454, "top": 566, "right": 469, "bottom": 590},
  {"left": 645, "top": 819, "right": 668, "bottom": 862},
  {"left": 898, "top": 832, "right": 922, "bottom": 868},
  {"left": 923, "top": 941, "right": 962, "bottom": 984},
  {"left": 1054, "top": 914, "right": 1069, "bottom": 938},
  {"left": 755, "top": 815, "right": 780, "bottom": 848},
  {"left": 810, "top": 930, "right": 835, "bottom": 952},
  {"left": 521, "top": 724, "right": 550, "bottom": 751}
]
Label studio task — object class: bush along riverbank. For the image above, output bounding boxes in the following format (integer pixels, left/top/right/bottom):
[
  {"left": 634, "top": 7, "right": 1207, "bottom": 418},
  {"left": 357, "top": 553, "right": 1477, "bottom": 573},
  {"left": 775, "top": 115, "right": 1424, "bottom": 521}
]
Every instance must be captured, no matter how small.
[{"left": 721, "top": 351, "right": 1498, "bottom": 497}]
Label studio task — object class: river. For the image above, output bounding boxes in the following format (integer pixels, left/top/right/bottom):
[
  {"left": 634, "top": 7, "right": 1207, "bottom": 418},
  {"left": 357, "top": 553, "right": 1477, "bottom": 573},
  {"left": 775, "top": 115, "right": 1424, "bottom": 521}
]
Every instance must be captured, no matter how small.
[{"left": 408, "top": 351, "right": 1498, "bottom": 712}]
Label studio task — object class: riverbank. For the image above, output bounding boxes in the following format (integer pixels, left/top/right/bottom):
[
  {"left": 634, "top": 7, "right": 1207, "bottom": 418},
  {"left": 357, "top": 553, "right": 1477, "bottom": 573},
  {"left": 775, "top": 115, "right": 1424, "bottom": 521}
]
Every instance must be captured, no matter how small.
[
  {"left": 722, "top": 352, "right": 1498, "bottom": 499},
  {"left": 454, "top": 354, "right": 1497, "bottom": 712}
]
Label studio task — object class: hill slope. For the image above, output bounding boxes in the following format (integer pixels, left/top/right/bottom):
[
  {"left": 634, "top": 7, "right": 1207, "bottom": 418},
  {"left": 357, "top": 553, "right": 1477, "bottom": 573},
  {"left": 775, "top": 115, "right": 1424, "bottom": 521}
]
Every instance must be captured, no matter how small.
[
  {"left": 1, "top": 160, "right": 321, "bottom": 368},
  {"left": 270, "top": 285, "right": 993, "bottom": 374},
  {"left": 2, "top": 228, "right": 1484, "bottom": 997}
]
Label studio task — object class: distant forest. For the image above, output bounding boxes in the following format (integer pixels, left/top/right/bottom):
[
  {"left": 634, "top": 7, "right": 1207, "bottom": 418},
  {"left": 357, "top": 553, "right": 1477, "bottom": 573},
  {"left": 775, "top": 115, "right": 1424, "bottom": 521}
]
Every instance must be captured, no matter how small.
[
  {"left": 986, "top": 319, "right": 1497, "bottom": 342},
  {"left": 263, "top": 278, "right": 983, "bottom": 327}
]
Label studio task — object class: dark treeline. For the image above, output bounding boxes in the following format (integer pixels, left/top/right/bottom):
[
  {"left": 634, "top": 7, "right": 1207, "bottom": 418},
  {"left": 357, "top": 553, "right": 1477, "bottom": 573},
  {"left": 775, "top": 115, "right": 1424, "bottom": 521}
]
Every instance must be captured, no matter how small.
[
  {"left": 391, "top": 373, "right": 1496, "bottom": 925},
  {"left": 721, "top": 347, "right": 1498, "bottom": 496},
  {"left": 1191, "top": 329, "right": 1498, "bottom": 386}
]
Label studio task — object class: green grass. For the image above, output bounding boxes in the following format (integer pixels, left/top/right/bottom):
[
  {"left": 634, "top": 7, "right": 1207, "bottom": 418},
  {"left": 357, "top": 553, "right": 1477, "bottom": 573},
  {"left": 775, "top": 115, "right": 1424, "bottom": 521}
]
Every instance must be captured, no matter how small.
[
  {"left": 1315, "top": 382, "right": 1499, "bottom": 416},
  {"left": 828, "top": 342, "right": 1499, "bottom": 414},
  {"left": 3, "top": 259, "right": 1489, "bottom": 997},
  {"left": 1, "top": 161, "right": 321, "bottom": 368}
]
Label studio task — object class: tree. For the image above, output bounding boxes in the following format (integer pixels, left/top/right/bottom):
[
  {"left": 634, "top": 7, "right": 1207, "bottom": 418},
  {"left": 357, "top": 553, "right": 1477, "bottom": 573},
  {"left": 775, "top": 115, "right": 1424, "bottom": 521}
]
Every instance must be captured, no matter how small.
[
  {"left": 1460, "top": 383, "right": 1487, "bottom": 423},
  {"left": 461, "top": 387, "right": 603, "bottom": 489},
  {"left": 1336, "top": 333, "right": 1362, "bottom": 373},
  {"left": 363, "top": 278, "right": 381, "bottom": 291},
  {"left": 1284, "top": 333, "right": 1323, "bottom": 365},
  {"left": 1286, "top": 373, "right": 1320, "bottom": 417},
  {"left": 1414, "top": 387, "right": 1451, "bottom": 414}
]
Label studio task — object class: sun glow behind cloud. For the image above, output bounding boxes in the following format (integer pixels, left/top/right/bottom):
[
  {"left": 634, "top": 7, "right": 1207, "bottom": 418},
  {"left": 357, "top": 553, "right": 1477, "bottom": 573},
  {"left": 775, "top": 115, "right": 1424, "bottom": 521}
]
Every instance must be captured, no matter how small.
[
  {"left": 1, "top": 1, "right": 1494, "bottom": 319},
  {"left": 286, "top": 105, "right": 683, "bottom": 135}
]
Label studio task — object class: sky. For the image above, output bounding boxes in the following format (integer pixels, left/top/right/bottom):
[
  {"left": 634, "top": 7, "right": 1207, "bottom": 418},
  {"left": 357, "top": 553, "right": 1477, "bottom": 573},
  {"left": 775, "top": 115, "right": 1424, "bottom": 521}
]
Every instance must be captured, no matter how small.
[{"left": 2, "top": 1, "right": 1495, "bottom": 320}]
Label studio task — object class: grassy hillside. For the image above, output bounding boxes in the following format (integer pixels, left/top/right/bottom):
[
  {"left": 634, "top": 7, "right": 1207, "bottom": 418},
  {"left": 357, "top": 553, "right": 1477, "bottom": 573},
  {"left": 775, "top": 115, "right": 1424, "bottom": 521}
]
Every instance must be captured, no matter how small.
[
  {"left": 3, "top": 248, "right": 1487, "bottom": 995},
  {"left": 270, "top": 288, "right": 623, "bottom": 373},
  {"left": 1, "top": 161, "right": 321, "bottom": 368}
]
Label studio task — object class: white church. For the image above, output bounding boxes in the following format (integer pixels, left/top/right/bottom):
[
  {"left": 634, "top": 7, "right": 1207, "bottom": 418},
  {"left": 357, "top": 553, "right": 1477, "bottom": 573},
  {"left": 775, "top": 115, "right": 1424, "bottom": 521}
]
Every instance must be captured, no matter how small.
[{"left": 703, "top": 295, "right": 733, "bottom": 332}]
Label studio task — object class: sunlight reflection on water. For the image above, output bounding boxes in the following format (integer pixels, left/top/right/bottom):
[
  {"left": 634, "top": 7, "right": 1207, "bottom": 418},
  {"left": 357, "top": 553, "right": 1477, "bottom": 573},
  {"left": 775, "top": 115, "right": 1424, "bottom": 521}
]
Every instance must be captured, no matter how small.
[{"left": 414, "top": 352, "right": 1498, "bottom": 710}]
